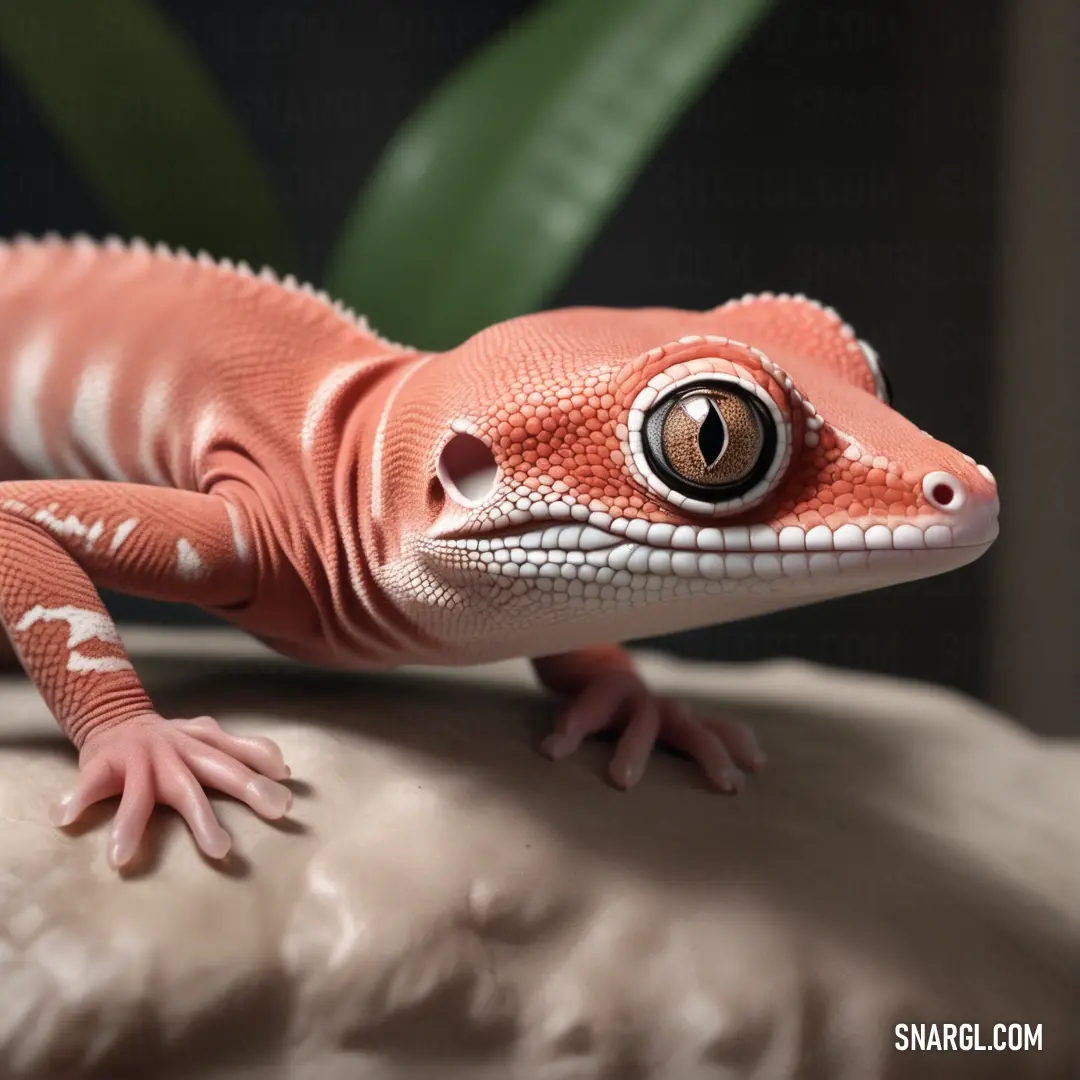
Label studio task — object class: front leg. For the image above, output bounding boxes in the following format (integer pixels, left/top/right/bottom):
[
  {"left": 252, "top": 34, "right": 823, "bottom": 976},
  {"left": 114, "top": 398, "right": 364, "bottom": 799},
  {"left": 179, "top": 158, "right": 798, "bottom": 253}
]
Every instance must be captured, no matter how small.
[
  {"left": 532, "top": 644, "right": 765, "bottom": 792},
  {"left": 0, "top": 480, "right": 292, "bottom": 868}
]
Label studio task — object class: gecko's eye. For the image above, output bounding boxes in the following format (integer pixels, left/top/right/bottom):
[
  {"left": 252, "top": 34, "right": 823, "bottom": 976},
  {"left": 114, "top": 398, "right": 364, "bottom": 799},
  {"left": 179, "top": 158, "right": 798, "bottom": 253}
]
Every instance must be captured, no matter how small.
[{"left": 642, "top": 382, "right": 777, "bottom": 502}]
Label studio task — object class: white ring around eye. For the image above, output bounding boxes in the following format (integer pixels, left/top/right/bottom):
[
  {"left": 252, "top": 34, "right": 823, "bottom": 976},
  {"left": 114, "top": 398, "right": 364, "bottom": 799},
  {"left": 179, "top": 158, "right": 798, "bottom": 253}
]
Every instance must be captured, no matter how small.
[{"left": 625, "top": 367, "right": 791, "bottom": 516}]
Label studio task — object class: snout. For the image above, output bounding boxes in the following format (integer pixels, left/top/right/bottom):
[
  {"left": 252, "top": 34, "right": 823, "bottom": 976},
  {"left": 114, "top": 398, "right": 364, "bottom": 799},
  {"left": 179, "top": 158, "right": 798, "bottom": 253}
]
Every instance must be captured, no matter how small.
[{"left": 917, "top": 466, "right": 999, "bottom": 548}]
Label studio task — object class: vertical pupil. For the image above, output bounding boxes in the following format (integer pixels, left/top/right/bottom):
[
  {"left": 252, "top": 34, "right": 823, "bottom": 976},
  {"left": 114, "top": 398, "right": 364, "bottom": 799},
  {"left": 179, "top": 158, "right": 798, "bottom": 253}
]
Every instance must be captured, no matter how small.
[{"left": 694, "top": 398, "right": 727, "bottom": 467}]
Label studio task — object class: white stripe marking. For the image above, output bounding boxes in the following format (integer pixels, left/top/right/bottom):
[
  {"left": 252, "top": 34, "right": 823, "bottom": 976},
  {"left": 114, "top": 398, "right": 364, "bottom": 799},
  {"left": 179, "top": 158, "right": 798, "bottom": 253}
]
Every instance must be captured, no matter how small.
[
  {"left": 343, "top": 354, "right": 435, "bottom": 656},
  {"left": 191, "top": 407, "right": 218, "bottom": 480},
  {"left": 109, "top": 517, "right": 139, "bottom": 555},
  {"left": 301, "top": 359, "right": 379, "bottom": 454},
  {"left": 67, "top": 653, "right": 135, "bottom": 673},
  {"left": 3, "top": 500, "right": 106, "bottom": 552},
  {"left": 14, "top": 604, "right": 132, "bottom": 674},
  {"left": 176, "top": 537, "right": 205, "bottom": 579},
  {"left": 8, "top": 329, "right": 57, "bottom": 476},
  {"left": 69, "top": 356, "right": 127, "bottom": 481},
  {"left": 370, "top": 355, "right": 435, "bottom": 521},
  {"left": 137, "top": 377, "right": 171, "bottom": 485},
  {"left": 193, "top": 408, "right": 217, "bottom": 455},
  {"left": 224, "top": 502, "right": 249, "bottom": 562}
]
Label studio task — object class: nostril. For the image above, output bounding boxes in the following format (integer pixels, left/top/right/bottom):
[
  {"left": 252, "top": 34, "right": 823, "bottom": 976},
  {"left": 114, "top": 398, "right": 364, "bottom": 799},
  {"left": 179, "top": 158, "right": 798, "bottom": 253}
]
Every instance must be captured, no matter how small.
[{"left": 922, "top": 470, "right": 967, "bottom": 512}]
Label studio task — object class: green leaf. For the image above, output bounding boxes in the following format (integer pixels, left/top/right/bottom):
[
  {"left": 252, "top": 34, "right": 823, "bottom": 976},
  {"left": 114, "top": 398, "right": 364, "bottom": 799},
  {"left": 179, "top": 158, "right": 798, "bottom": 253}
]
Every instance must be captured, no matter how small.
[
  {"left": 326, "top": 0, "right": 776, "bottom": 350},
  {"left": 0, "top": 0, "right": 295, "bottom": 272}
]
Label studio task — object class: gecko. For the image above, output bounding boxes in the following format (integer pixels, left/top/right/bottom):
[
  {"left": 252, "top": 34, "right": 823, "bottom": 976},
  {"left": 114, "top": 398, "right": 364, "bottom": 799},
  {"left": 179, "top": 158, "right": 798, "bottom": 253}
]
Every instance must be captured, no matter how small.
[{"left": 0, "top": 234, "right": 999, "bottom": 870}]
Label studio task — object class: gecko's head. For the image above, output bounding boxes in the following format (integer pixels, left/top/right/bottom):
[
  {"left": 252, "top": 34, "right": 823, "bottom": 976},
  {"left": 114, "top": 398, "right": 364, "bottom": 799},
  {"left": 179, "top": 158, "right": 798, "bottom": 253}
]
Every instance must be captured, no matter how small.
[{"left": 380, "top": 296, "right": 998, "bottom": 663}]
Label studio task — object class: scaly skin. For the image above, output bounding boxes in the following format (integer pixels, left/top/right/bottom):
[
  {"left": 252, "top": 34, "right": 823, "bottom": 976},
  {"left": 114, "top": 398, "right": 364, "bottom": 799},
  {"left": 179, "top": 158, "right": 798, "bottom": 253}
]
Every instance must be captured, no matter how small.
[{"left": 0, "top": 235, "right": 999, "bottom": 870}]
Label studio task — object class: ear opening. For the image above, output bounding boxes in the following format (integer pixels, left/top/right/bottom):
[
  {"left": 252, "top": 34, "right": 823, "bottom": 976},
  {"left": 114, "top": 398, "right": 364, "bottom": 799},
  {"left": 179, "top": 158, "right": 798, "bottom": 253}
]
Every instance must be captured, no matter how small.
[{"left": 436, "top": 432, "right": 498, "bottom": 507}]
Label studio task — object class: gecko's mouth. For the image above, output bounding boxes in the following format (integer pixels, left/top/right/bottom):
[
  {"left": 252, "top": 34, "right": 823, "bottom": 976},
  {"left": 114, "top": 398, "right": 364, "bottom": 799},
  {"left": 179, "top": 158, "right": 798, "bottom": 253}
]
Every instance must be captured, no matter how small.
[{"left": 437, "top": 495, "right": 999, "bottom": 585}]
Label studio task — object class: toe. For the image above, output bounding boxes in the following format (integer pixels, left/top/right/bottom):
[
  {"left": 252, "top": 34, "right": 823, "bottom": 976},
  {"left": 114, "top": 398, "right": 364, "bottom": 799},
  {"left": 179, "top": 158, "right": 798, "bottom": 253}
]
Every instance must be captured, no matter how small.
[
  {"left": 659, "top": 706, "right": 745, "bottom": 792},
  {"left": 154, "top": 748, "right": 232, "bottom": 859},
  {"left": 704, "top": 717, "right": 766, "bottom": 771},
  {"left": 545, "top": 673, "right": 639, "bottom": 759},
  {"left": 609, "top": 699, "right": 661, "bottom": 789},
  {"left": 173, "top": 717, "right": 290, "bottom": 780},
  {"left": 51, "top": 757, "right": 119, "bottom": 826},
  {"left": 180, "top": 738, "right": 293, "bottom": 819},
  {"left": 109, "top": 758, "right": 155, "bottom": 868}
]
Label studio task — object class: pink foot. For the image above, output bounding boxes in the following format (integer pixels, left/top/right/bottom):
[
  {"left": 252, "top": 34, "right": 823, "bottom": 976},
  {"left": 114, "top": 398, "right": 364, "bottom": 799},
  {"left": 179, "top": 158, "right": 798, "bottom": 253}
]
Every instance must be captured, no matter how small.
[
  {"left": 51, "top": 714, "right": 292, "bottom": 869},
  {"left": 540, "top": 671, "right": 765, "bottom": 792}
]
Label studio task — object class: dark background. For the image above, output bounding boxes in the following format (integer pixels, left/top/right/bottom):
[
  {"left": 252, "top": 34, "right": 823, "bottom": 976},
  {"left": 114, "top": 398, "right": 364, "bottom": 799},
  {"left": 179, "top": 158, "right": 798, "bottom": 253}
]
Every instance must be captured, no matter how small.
[{"left": 0, "top": 2, "right": 1010, "bottom": 703}]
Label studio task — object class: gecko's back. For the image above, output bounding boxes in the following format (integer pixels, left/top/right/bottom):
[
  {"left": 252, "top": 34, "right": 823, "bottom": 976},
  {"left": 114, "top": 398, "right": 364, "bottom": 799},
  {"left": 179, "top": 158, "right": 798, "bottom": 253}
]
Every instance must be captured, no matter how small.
[{"left": 0, "top": 236, "right": 399, "bottom": 492}]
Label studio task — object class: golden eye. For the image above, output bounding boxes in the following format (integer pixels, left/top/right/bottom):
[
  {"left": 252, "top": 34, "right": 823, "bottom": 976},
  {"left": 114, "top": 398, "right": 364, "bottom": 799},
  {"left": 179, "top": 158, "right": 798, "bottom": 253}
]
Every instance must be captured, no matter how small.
[{"left": 643, "top": 382, "right": 776, "bottom": 500}]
